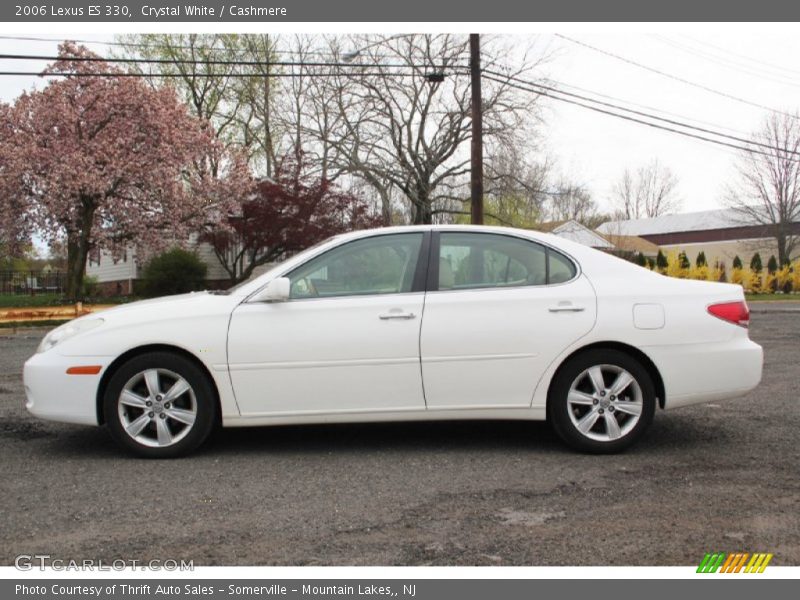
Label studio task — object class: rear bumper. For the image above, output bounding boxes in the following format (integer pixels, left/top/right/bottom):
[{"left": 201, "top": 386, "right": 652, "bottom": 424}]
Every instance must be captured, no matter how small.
[
  {"left": 646, "top": 337, "right": 763, "bottom": 409},
  {"left": 23, "top": 351, "right": 111, "bottom": 426}
]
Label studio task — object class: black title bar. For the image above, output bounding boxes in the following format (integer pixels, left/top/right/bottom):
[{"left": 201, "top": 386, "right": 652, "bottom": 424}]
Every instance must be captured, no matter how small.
[{"left": 3, "top": 0, "right": 800, "bottom": 22}]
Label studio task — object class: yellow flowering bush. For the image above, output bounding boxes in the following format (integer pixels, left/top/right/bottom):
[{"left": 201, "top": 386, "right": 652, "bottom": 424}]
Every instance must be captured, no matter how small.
[
  {"left": 666, "top": 251, "right": 689, "bottom": 279},
  {"left": 747, "top": 270, "right": 763, "bottom": 293}
]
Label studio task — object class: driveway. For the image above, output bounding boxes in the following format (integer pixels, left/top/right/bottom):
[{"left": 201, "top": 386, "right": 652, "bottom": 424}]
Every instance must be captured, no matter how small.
[{"left": 0, "top": 312, "right": 798, "bottom": 566}]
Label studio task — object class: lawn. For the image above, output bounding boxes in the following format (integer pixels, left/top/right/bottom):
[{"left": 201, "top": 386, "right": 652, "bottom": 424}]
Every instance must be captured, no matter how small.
[
  {"left": 745, "top": 293, "right": 800, "bottom": 302},
  {"left": 0, "top": 293, "right": 63, "bottom": 308},
  {"left": 0, "top": 294, "right": 137, "bottom": 308}
]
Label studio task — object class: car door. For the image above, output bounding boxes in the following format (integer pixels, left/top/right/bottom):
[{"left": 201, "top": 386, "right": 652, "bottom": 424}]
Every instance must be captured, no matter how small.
[
  {"left": 227, "top": 232, "right": 430, "bottom": 416},
  {"left": 420, "top": 231, "right": 596, "bottom": 409}
]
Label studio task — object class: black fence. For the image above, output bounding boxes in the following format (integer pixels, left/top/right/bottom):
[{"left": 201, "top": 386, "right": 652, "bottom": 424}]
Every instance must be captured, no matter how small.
[{"left": 0, "top": 270, "right": 66, "bottom": 295}]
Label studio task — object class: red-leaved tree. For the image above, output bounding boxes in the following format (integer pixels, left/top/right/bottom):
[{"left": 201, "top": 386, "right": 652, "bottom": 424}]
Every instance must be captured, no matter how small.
[
  {"left": 0, "top": 43, "right": 251, "bottom": 298},
  {"left": 201, "top": 154, "right": 380, "bottom": 285}
]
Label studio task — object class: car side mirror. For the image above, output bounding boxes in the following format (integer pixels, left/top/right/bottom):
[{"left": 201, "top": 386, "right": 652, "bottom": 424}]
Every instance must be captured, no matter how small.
[{"left": 252, "top": 277, "right": 291, "bottom": 302}]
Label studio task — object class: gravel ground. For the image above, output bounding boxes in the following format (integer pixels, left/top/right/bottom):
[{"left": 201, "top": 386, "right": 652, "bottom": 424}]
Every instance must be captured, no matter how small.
[{"left": 0, "top": 312, "right": 798, "bottom": 566}]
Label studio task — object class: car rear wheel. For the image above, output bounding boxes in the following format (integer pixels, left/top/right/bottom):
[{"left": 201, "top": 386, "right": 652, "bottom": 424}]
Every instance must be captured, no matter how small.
[
  {"left": 104, "top": 352, "right": 217, "bottom": 458},
  {"left": 549, "top": 349, "right": 656, "bottom": 453}
]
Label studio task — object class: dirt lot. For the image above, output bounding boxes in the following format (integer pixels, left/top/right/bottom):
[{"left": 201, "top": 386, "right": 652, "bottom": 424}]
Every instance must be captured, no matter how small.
[{"left": 0, "top": 310, "right": 798, "bottom": 566}]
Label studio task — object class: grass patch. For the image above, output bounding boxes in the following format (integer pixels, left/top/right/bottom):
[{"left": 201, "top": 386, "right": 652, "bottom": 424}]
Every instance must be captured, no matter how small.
[
  {"left": 0, "top": 294, "right": 139, "bottom": 308},
  {"left": 0, "top": 294, "right": 62, "bottom": 308},
  {"left": 746, "top": 293, "right": 800, "bottom": 302}
]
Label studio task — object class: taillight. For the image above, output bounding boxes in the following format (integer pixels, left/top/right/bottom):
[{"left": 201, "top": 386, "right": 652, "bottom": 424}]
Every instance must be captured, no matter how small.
[{"left": 707, "top": 301, "right": 750, "bottom": 328}]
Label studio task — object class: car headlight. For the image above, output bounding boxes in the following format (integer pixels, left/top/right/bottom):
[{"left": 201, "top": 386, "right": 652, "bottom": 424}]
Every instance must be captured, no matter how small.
[{"left": 37, "top": 318, "right": 104, "bottom": 354}]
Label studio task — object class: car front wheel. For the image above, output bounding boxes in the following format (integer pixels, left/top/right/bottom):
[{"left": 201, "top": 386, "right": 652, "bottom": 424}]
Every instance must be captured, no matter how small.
[
  {"left": 549, "top": 349, "right": 656, "bottom": 453},
  {"left": 104, "top": 352, "right": 217, "bottom": 458}
]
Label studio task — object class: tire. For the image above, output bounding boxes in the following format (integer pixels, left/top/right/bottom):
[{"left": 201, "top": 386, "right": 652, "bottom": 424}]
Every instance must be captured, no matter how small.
[
  {"left": 103, "top": 352, "right": 217, "bottom": 458},
  {"left": 548, "top": 349, "right": 656, "bottom": 453}
]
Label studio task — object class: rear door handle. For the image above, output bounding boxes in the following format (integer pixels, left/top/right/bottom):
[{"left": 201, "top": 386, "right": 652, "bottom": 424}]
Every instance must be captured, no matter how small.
[
  {"left": 379, "top": 311, "right": 417, "bottom": 320},
  {"left": 548, "top": 304, "right": 585, "bottom": 313}
]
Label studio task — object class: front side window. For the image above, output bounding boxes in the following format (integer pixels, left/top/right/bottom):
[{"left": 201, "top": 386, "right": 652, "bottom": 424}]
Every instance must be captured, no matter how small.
[
  {"left": 438, "top": 232, "right": 576, "bottom": 290},
  {"left": 287, "top": 233, "right": 424, "bottom": 299}
]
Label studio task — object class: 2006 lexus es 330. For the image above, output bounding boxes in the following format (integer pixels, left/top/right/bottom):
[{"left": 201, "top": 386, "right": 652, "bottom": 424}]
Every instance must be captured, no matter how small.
[{"left": 24, "top": 225, "right": 763, "bottom": 457}]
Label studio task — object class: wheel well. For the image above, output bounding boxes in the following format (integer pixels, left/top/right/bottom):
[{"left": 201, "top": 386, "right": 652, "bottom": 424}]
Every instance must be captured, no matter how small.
[
  {"left": 96, "top": 344, "right": 222, "bottom": 425},
  {"left": 548, "top": 342, "right": 666, "bottom": 410}
]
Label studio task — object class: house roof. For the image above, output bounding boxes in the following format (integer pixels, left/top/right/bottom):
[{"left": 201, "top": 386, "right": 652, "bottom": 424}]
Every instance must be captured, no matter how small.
[
  {"left": 600, "top": 233, "right": 661, "bottom": 255},
  {"left": 537, "top": 220, "right": 615, "bottom": 249},
  {"left": 596, "top": 208, "right": 762, "bottom": 236}
]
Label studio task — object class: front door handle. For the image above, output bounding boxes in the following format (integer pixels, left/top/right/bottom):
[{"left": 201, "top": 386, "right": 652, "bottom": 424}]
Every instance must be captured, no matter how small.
[
  {"left": 548, "top": 304, "right": 585, "bottom": 313},
  {"left": 379, "top": 311, "right": 417, "bottom": 320}
]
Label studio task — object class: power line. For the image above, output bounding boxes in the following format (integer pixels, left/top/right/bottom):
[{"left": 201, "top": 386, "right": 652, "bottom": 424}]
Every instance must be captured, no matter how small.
[
  {"left": 0, "top": 34, "right": 346, "bottom": 57},
  {"left": 675, "top": 34, "right": 800, "bottom": 78},
  {"left": 483, "top": 72, "right": 800, "bottom": 164},
  {"left": 485, "top": 69, "right": 800, "bottom": 157},
  {"left": 0, "top": 34, "right": 470, "bottom": 62},
  {"left": 549, "top": 78, "right": 752, "bottom": 137},
  {"left": 554, "top": 33, "right": 800, "bottom": 121},
  {"left": 0, "top": 52, "right": 459, "bottom": 71},
  {"left": 649, "top": 34, "right": 800, "bottom": 89},
  {"left": 0, "top": 71, "right": 431, "bottom": 79}
]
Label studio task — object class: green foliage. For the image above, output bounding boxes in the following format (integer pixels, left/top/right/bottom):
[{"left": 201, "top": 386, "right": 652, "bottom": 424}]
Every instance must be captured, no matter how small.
[
  {"left": 140, "top": 248, "right": 207, "bottom": 298},
  {"left": 732, "top": 255, "right": 743, "bottom": 270},
  {"left": 82, "top": 275, "right": 99, "bottom": 298},
  {"left": 767, "top": 255, "right": 778, "bottom": 274},
  {"left": 656, "top": 250, "right": 668, "bottom": 270},
  {"left": 646, "top": 257, "right": 656, "bottom": 270},
  {"left": 678, "top": 251, "right": 691, "bottom": 269},
  {"left": 634, "top": 252, "right": 647, "bottom": 267},
  {"left": 750, "top": 252, "right": 763, "bottom": 273},
  {"left": 695, "top": 251, "right": 707, "bottom": 268}
]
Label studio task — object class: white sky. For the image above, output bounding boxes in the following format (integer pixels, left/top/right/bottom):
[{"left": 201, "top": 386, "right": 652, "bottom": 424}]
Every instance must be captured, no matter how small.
[{"left": 2, "top": 31, "right": 799, "bottom": 216}]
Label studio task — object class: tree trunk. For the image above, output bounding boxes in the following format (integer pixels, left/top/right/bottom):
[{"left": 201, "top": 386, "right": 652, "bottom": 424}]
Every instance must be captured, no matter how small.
[
  {"left": 64, "top": 197, "right": 96, "bottom": 300},
  {"left": 775, "top": 225, "right": 788, "bottom": 266},
  {"left": 412, "top": 187, "right": 433, "bottom": 225}
]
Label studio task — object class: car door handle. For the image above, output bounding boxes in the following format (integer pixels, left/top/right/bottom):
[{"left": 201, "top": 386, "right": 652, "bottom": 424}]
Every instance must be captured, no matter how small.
[
  {"left": 379, "top": 311, "right": 417, "bottom": 320},
  {"left": 548, "top": 304, "right": 585, "bottom": 313}
]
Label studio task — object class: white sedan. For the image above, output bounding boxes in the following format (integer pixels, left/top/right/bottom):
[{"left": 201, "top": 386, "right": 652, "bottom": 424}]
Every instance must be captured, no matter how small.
[{"left": 24, "top": 225, "right": 763, "bottom": 457}]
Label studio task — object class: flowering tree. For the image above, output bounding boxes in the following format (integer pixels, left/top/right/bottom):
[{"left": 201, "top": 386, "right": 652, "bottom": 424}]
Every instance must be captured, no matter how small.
[
  {"left": 0, "top": 102, "right": 29, "bottom": 257},
  {"left": 1, "top": 43, "right": 251, "bottom": 298},
  {"left": 201, "top": 154, "right": 380, "bottom": 285}
]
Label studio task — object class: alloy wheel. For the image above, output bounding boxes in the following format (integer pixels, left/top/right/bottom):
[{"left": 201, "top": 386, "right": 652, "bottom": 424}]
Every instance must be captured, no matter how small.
[
  {"left": 566, "top": 364, "right": 643, "bottom": 442},
  {"left": 117, "top": 368, "right": 197, "bottom": 448}
]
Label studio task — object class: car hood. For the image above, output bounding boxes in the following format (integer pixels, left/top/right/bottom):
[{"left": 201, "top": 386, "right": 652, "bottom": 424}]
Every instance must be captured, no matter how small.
[{"left": 81, "top": 291, "right": 242, "bottom": 327}]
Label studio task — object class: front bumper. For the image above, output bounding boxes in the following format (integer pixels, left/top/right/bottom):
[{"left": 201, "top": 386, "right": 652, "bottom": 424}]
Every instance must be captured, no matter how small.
[{"left": 23, "top": 351, "right": 113, "bottom": 426}]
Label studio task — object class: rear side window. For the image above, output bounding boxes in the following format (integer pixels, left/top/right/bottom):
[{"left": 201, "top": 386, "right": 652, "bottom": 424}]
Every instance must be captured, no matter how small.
[
  {"left": 549, "top": 248, "right": 578, "bottom": 284},
  {"left": 438, "top": 232, "right": 576, "bottom": 291}
]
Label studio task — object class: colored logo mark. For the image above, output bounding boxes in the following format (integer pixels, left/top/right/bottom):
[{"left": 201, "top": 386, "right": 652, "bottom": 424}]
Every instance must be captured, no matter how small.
[{"left": 697, "top": 552, "right": 773, "bottom": 573}]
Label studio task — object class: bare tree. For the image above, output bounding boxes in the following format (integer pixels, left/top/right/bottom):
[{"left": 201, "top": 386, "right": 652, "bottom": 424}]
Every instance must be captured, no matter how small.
[
  {"left": 548, "top": 179, "right": 601, "bottom": 226},
  {"left": 478, "top": 146, "right": 550, "bottom": 227},
  {"left": 727, "top": 112, "right": 800, "bottom": 265},
  {"left": 314, "top": 34, "right": 546, "bottom": 224},
  {"left": 612, "top": 158, "right": 681, "bottom": 219}
]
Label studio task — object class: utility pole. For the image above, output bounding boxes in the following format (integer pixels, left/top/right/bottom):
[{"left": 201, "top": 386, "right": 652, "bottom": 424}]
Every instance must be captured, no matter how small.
[{"left": 470, "top": 33, "right": 484, "bottom": 225}]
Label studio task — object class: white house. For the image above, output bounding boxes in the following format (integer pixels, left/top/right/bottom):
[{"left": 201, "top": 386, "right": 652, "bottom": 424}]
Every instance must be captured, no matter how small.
[{"left": 86, "top": 237, "right": 231, "bottom": 296}]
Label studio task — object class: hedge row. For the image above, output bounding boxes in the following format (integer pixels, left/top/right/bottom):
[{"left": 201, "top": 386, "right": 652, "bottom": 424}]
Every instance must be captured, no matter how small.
[{"left": 633, "top": 251, "right": 800, "bottom": 294}]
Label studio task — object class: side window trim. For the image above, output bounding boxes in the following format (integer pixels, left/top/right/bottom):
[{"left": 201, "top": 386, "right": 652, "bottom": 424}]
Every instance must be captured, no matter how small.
[
  {"left": 426, "top": 230, "right": 441, "bottom": 292},
  {"left": 429, "top": 231, "right": 578, "bottom": 292},
  {"left": 411, "top": 230, "right": 432, "bottom": 293},
  {"left": 545, "top": 246, "right": 551, "bottom": 284}
]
